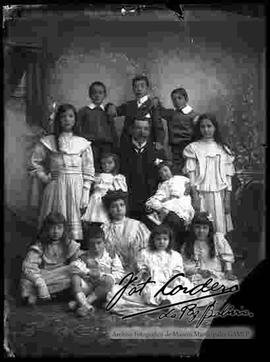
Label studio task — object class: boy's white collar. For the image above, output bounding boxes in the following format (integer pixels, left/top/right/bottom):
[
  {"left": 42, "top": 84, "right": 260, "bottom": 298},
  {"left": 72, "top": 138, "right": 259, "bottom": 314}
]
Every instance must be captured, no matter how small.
[
  {"left": 137, "top": 95, "right": 149, "bottom": 107},
  {"left": 179, "top": 105, "right": 193, "bottom": 114},
  {"left": 88, "top": 103, "right": 105, "bottom": 110}
]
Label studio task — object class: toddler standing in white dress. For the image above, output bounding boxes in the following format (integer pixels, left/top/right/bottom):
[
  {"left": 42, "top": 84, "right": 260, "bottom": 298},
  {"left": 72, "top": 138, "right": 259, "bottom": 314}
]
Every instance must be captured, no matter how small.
[{"left": 82, "top": 153, "right": 127, "bottom": 224}]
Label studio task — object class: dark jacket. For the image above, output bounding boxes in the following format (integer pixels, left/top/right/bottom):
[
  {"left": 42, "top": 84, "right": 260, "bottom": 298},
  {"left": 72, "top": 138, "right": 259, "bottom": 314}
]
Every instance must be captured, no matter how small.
[
  {"left": 120, "top": 139, "right": 167, "bottom": 214},
  {"left": 76, "top": 106, "right": 116, "bottom": 144},
  {"left": 117, "top": 99, "right": 165, "bottom": 147},
  {"left": 159, "top": 107, "right": 198, "bottom": 145}
]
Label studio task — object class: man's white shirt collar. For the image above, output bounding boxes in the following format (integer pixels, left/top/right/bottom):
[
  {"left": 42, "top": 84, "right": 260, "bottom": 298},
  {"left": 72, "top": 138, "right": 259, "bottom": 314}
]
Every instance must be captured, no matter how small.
[
  {"left": 132, "top": 138, "right": 147, "bottom": 152},
  {"left": 88, "top": 103, "right": 105, "bottom": 111},
  {"left": 137, "top": 95, "right": 149, "bottom": 108}
]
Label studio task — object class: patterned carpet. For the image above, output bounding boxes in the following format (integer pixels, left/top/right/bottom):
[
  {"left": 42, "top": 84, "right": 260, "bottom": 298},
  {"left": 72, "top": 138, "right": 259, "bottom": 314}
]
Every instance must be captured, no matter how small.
[
  {"left": 4, "top": 208, "right": 249, "bottom": 357},
  {"left": 6, "top": 296, "right": 209, "bottom": 357}
]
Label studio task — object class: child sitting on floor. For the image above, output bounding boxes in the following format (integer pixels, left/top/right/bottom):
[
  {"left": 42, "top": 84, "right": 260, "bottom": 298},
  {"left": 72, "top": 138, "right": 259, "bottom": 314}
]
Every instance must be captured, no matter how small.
[
  {"left": 181, "top": 212, "right": 238, "bottom": 287},
  {"left": 68, "top": 224, "right": 124, "bottom": 317},
  {"left": 21, "top": 212, "right": 81, "bottom": 305}
]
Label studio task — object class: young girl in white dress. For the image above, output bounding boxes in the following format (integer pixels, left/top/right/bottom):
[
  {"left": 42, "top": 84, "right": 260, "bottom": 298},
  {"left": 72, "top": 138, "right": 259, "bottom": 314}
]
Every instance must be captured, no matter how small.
[
  {"left": 136, "top": 224, "right": 212, "bottom": 307},
  {"left": 21, "top": 212, "right": 81, "bottom": 305},
  {"left": 81, "top": 153, "right": 127, "bottom": 224},
  {"left": 29, "top": 104, "right": 95, "bottom": 241},
  {"left": 181, "top": 212, "right": 238, "bottom": 288},
  {"left": 183, "top": 113, "right": 235, "bottom": 235},
  {"left": 145, "top": 161, "right": 194, "bottom": 226}
]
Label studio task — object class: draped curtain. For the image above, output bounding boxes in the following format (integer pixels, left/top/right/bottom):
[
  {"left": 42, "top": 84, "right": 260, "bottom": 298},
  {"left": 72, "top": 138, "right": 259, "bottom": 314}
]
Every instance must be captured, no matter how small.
[{"left": 5, "top": 43, "right": 48, "bottom": 131}]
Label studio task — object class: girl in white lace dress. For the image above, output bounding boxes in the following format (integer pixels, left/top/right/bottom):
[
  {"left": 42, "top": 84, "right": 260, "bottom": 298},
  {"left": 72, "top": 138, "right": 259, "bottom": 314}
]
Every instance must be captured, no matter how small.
[
  {"left": 183, "top": 113, "right": 235, "bottom": 234},
  {"left": 29, "top": 104, "right": 95, "bottom": 240},
  {"left": 81, "top": 153, "right": 127, "bottom": 224},
  {"left": 115, "top": 224, "right": 212, "bottom": 310},
  {"left": 181, "top": 212, "right": 238, "bottom": 288}
]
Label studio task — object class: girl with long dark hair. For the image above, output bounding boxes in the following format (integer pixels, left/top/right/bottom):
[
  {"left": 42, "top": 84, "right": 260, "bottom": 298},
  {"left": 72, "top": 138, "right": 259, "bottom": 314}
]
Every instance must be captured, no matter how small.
[
  {"left": 183, "top": 113, "right": 235, "bottom": 234},
  {"left": 29, "top": 104, "right": 95, "bottom": 240}
]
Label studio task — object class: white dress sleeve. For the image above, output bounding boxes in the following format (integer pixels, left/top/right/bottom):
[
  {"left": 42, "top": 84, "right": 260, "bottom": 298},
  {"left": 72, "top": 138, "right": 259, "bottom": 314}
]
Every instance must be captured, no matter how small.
[
  {"left": 22, "top": 244, "right": 43, "bottom": 284},
  {"left": 182, "top": 143, "right": 197, "bottom": 183},
  {"left": 111, "top": 254, "right": 125, "bottom": 283},
  {"left": 171, "top": 250, "right": 185, "bottom": 276},
  {"left": 70, "top": 258, "right": 89, "bottom": 276},
  {"left": 136, "top": 249, "right": 150, "bottom": 273},
  {"left": 132, "top": 223, "right": 151, "bottom": 255},
  {"left": 112, "top": 174, "right": 128, "bottom": 192},
  {"left": 146, "top": 182, "right": 168, "bottom": 210},
  {"left": 81, "top": 145, "right": 95, "bottom": 189},
  {"left": 224, "top": 148, "right": 235, "bottom": 191}
]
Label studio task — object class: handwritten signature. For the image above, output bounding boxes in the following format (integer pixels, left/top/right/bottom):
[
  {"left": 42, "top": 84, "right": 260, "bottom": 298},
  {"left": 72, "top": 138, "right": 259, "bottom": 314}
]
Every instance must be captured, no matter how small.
[
  {"left": 158, "top": 300, "right": 253, "bottom": 328},
  {"left": 106, "top": 272, "right": 239, "bottom": 320}
]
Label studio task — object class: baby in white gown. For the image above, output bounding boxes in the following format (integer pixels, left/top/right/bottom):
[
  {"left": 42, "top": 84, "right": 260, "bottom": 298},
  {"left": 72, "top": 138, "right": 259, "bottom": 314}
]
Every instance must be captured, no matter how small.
[{"left": 146, "top": 161, "right": 194, "bottom": 226}]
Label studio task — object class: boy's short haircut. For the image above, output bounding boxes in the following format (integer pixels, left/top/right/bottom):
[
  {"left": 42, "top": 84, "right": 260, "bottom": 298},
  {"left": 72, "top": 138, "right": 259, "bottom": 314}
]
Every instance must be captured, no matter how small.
[
  {"left": 88, "top": 81, "right": 107, "bottom": 98},
  {"left": 132, "top": 75, "right": 150, "bottom": 88},
  {"left": 171, "top": 87, "right": 189, "bottom": 102}
]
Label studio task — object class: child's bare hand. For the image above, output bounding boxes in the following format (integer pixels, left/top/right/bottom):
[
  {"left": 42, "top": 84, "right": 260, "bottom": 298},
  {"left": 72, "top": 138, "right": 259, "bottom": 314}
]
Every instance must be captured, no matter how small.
[
  {"left": 155, "top": 142, "right": 164, "bottom": 150},
  {"left": 151, "top": 97, "right": 160, "bottom": 108},
  {"left": 106, "top": 104, "right": 117, "bottom": 116},
  {"left": 145, "top": 205, "right": 153, "bottom": 214},
  {"left": 39, "top": 172, "right": 52, "bottom": 184},
  {"left": 159, "top": 208, "right": 169, "bottom": 221}
]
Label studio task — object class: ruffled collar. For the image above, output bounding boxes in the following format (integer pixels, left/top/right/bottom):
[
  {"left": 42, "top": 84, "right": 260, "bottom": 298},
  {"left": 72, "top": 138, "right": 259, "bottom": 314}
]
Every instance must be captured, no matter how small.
[
  {"left": 112, "top": 216, "right": 126, "bottom": 225},
  {"left": 40, "top": 134, "right": 91, "bottom": 154}
]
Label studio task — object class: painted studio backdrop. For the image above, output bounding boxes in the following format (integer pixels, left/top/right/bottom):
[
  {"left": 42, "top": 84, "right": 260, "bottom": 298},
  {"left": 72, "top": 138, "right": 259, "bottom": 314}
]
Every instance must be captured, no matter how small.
[
  {"left": 3, "top": 4, "right": 266, "bottom": 358},
  {"left": 5, "top": 6, "right": 265, "bottom": 220}
]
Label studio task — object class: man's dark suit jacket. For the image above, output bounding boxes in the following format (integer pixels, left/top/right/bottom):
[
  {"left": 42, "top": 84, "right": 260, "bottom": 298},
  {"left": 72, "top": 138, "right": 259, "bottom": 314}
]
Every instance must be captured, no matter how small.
[{"left": 120, "top": 139, "right": 167, "bottom": 218}]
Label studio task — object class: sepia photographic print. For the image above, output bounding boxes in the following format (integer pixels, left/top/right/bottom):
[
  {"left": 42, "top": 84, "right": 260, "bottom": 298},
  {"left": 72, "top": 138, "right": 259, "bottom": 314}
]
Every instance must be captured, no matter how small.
[{"left": 4, "top": 3, "right": 266, "bottom": 358}]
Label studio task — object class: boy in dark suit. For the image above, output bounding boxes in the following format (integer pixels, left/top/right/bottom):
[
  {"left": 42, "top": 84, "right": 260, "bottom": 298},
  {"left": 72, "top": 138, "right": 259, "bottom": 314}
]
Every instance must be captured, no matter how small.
[
  {"left": 119, "top": 117, "right": 167, "bottom": 222},
  {"left": 107, "top": 75, "right": 165, "bottom": 151},
  {"left": 76, "top": 81, "right": 117, "bottom": 170},
  {"left": 153, "top": 87, "right": 199, "bottom": 173}
]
